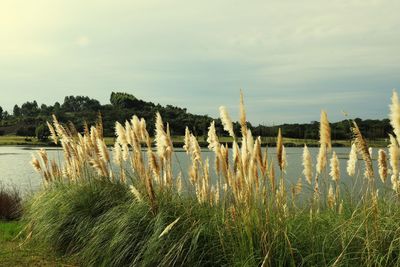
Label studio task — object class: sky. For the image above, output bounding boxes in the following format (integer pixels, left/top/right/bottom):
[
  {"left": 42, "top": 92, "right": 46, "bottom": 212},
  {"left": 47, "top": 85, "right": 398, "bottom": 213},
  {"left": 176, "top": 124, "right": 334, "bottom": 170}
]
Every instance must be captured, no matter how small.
[{"left": 0, "top": 0, "right": 399, "bottom": 125}]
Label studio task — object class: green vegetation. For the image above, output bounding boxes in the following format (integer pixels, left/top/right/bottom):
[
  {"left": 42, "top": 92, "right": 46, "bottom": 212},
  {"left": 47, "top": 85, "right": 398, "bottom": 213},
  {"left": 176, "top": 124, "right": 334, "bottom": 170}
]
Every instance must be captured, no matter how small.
[
  {"left": 0, "top": 92, "right": 392, "bottom": 143},
  {"left": 0, "top": 183, "right": 21, "bottom": 220},
  {"left": 16, "top": 90, "right": 400, "bottom": 265},
  {"left": 0, "top": 221, "right": 74, "bottom": 266},
  {"left": 24, "top": 179, "right": 400, "bottom": 267},
  {"left": 0, "top": 135, "right": 389, "bottom": 148}
]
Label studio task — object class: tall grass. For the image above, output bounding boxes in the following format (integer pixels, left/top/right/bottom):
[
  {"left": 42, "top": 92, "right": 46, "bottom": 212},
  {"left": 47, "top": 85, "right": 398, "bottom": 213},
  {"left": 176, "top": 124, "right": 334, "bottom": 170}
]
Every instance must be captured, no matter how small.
[
  {"left": 0, "top": 183, "right": 22, "bottom": 220},
  {"left": 25, "top": 90, "right": 400, "bottom": 266}
]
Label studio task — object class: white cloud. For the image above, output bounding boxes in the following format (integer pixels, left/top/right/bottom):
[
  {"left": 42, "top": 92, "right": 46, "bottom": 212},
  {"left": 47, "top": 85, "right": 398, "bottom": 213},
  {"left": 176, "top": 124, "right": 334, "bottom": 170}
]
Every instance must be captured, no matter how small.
[{"left": 0, "top": 0, "right": 398, "bottom": 123}]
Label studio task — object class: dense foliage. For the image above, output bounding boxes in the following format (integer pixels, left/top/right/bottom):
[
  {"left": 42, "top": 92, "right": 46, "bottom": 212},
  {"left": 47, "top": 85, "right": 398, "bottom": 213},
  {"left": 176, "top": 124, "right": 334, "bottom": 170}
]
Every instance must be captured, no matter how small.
[{"left": 0, "top": 92, "right": 392, "bottom": 140}]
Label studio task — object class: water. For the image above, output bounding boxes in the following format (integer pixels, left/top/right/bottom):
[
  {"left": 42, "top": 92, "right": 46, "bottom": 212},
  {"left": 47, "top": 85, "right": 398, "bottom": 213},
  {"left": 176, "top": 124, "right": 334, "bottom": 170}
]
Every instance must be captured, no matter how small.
[{"left": 0, "top": 146, "right": 388, "bottom": 193}]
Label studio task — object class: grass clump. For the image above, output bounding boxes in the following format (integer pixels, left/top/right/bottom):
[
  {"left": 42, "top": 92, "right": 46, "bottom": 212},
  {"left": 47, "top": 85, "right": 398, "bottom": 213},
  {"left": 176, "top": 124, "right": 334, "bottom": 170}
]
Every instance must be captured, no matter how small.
[
  {"left": 0, "top": 183, "right": 22, "bottom": 220},
  {"left": 24, "top": 90, "right": 400, "bottom": 266}
]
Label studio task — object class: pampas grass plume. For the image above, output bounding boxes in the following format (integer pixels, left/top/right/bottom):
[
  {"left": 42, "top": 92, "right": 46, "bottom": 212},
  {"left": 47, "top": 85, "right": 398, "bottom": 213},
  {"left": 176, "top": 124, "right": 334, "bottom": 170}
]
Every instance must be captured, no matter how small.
[
  {"left": 302, "top": 145, "right": 312, "bottom": 184},
  {"left": 219, "top": 106, "right": 235, "bottom": 138}
]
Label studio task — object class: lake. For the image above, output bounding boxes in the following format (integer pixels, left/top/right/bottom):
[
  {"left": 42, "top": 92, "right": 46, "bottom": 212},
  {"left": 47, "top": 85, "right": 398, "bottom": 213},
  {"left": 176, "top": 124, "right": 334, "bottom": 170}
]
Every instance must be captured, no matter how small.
[{"left": 0, "top": 146, "right": 389, "bottom": 194}]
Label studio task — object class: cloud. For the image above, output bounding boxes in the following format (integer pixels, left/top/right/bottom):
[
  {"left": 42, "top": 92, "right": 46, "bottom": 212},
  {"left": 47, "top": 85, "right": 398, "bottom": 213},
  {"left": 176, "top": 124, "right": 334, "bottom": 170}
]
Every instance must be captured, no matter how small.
[{"left": 0, "top": 0, "right": 399, "bottom": 124}]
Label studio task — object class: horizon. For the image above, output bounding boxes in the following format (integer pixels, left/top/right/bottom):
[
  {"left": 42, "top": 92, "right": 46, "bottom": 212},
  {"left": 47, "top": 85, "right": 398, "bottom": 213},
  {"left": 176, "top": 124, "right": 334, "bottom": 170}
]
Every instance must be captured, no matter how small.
[{"left": 1, "top": 1, "right": 399, "bottom": 124}]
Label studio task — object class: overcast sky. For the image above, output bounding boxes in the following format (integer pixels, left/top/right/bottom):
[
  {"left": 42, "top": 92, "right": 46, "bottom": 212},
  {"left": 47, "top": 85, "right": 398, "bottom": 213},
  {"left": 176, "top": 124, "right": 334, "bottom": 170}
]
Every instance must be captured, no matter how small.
[{"left": 0, "top": 0, "right": 399, "bottom": 124}]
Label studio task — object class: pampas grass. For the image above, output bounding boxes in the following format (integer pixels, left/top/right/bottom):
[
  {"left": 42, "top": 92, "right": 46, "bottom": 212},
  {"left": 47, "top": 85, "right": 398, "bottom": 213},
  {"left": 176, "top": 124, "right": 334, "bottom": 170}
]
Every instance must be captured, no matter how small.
[
  {"left": 389, "top": 134, "right": 399, "bottom": 191},
  {"left": 390, "top": 90, "right": 400, "bottom": 144},
  {"left": 329, "top": 151, "right": 340, "bottom": 182},
  {"left": 27, "top": 90, "right": 400, "bottom": 267},
  {"left": 347, "top": 143, "right": 358, "bottom": 176},
  {"left": 320, "top": 110, "right": 331, "bottom": 151},
  {"left": 302, "top": 145, "right": 313, "bottom": 184},
  {"left": 219, "top": 106, "right": 235, "bottom": 138},
  {"left": 277, "top": 128, "right": 283, "bottom": 171},
  {"left": 316, "top": 143, "right": 327, "bottom": 175},
  {"left": 352, "top": 121, "right": 374, "bottom": 179},
  {"left": 378, "top": 149, "right": 388, "bottom": 183}
]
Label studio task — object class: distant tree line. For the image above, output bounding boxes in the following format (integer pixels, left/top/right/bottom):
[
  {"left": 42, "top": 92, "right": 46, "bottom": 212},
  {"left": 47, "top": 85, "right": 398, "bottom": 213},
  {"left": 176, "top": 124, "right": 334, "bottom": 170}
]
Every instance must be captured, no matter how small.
[{"left": 0, "top": 92, "right": 392, "bottom": 141}]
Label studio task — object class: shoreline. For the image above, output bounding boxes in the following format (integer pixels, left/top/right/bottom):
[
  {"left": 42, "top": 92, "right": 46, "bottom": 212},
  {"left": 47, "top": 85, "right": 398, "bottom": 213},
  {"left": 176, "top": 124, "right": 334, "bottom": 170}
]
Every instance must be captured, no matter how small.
[{"left": 0, "top": 135, "right": 389, "bottom": 148}]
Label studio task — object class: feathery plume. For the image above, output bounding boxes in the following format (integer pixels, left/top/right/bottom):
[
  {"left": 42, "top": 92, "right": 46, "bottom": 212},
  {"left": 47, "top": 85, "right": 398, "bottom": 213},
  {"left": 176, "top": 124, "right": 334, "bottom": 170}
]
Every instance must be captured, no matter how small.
[
  {"left": 378, "top": 149, "right": 388, "bottom": 183},
  {"left": 389, "top": 134, "right": 399, "bottom": 190},
  {"left": 47, "top": 121, "right": 58, "bottom": 145},
  {"left": 302, "top": 145, "right": 313, "bottom": 184},
  {"left": 281, "top": 145, "right": 287, "bottom": 172},
  {"left": 155, "top": 112, "right": 168, "bottom": 158},
  {"left": 320, "top": 110, "right": 331, "bottom": 151},
  {"left": 115, "top": 122, "right": 127, "bottom": 145},
  {"left": 389, "top": 90, "right": 400, "bottom": 144},
  {"left": 219, "top": 106, "right": 235, "bottom": 138},
  {"left": 277, "top": 128, "right": 283, "bottom": 171},
  {"left": 347, "top": 143, "right": 357, "bottom": 176},
  {"left": 97, "top": 139, "right": 110, "bottom": 162},
  {"left": 38, "top": 148, "right": 49, "bottom": 166},
  {"left": 190, "top": 134, "right": 202, "bottom": 162},
  {"left": 316, "top": 144, "right": 327, "bottom": 175},
  {"left": 329, "top": 151, "right": 340, "bottom": 182},
  {"left": 352, "top": 121, "right": 374, "bottom": 179},
  {"left": 31, "top": 155, "right": 42, "bottom": 173},
  {"left": 113, "top": 143, "right": 122, "bottom": 165},
  {"left": 129, "top": 185, "right": 143, "bottom": 202},
  {"left": 207, "top": 121, "right": 220, "bottom": 152},
  {"left": 327, "top": 184, "right": 335, "bottom": 210},
  {"left": 183, "top": 127, "right": 191, "bottom": 154}
]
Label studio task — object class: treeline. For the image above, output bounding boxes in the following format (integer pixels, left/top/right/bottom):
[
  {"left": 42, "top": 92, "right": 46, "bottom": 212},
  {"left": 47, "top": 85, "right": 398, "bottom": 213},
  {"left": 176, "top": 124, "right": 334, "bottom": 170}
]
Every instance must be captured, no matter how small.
[{"left": 0, "top": 92, "right": 392, "bottom": 141}]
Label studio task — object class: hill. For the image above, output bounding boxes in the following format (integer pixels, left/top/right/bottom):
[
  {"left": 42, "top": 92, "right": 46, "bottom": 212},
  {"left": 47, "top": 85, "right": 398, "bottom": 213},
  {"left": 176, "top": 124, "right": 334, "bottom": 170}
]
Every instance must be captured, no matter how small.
[{"left": 0, "top": 92, "right": 392, "bottom": 142}]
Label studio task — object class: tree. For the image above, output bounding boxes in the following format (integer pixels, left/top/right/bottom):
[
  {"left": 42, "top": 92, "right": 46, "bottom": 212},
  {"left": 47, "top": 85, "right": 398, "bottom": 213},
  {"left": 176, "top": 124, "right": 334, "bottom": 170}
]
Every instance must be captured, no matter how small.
[
  {"left": 62, "top": 96, "right": 101, "bottom": 112},
  {"left": 21, "top": 101, "right": 39, "bottom": 117},
  {"left": 110, "top": 92, "right": 138, "bottom": 109},
  {"left": 13, "top": 105, "right": 21, "bottom": 117},
  {"left": 0, "top": 106, "right": 3, "bottom": 120},
  {"left": 35, "top": 124, "right": 49, "bottom": 141}
]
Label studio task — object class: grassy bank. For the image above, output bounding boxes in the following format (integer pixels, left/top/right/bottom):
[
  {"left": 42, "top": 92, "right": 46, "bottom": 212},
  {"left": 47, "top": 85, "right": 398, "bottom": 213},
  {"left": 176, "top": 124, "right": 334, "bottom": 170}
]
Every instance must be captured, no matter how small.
[
  {"left": 0, "top": 221, "right": 74, "bottom": 266},
  {"left": 23, "top": 91, "right": 400, "bottom": 266},
  {"left": 0, "top": 135, "right": 389, "bottom": 147},
  {"left": 24, "top": 179, "right": 400, "bottom": 267}
]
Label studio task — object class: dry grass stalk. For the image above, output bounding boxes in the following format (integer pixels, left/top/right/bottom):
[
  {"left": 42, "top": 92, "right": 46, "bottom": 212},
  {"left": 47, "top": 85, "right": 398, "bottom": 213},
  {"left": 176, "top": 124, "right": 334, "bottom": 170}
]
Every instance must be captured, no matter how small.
[
  {"left": 276, "top": 128, "right": 283, "bottom": 171},
  {"left": 159, "top": 217, "right": 180, "bottom": 238},
  {"left": 327, "top": 184, "right": 335, "bottom": 210},
  {"left": 316, "top": 144, "right": 327, "bottom": 175},
  {"left": 329, "top": 151, "right": 340, "bottom": 183},
  {"left": 388, "top": 134, "right": 399, "bottom": 191},
  {"left": 281, "top": 145, "right": 287, "bottom": 173},
  {"left": 320, "top": 110, "right": 331, "bottom": 151},
  {"left": 352, "top": 121, "right": 374, "bottom": 179},
  {"left": 302, "top": 145, "right": 313, "bottom": 184},
  {"left": 390, "top": 90, "right": 400, "bottom": 145},
  {"left": 347, "top": 143, "right": 358, "bottom": 176},
  {"left": 129, "top": 185, "right": 143, "bottom": 202},
  {"left": 378, "top": 149, "right": 388, "bottom": 183},
  {"left": 183, "top": 127, "right": 191, "bottom": 154},
  {"left": 219, "top": 106, "right": 235, "bottom": 138}
]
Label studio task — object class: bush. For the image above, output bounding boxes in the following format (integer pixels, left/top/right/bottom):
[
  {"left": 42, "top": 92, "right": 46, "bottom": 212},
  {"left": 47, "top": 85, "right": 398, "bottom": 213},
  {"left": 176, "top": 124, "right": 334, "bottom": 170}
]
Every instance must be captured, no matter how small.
[
  {"left": 35, "top": 124, "right": 49, "bottom": 141},
  {"left": 0, "top": 183, "right": 22, "bottom": 220},
  {"left": 16, "top": 126, "right": 36, "bottom": 137},
  {"left": 25, "top": 180, "right": 227, "bottom": 266}
]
